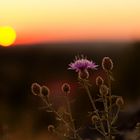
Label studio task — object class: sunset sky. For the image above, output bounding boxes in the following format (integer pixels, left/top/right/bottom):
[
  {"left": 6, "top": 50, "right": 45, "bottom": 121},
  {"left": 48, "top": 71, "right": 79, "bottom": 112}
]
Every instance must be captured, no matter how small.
[{"left": 0, "top": 0, "right": 140, "bottom": 45}]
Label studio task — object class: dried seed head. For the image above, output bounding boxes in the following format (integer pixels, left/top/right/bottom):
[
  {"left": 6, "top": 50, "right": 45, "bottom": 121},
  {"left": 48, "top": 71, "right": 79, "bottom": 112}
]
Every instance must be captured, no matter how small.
[
  {"left": 116, "top": 97, "right": 124, "bottom": 107},
  {"left": 99, "top": 84, "right": 109, "bottom": 96},
  {"left": 78, "top": 69, "right": 89, "bottom": 79},
  {"left": 41, "top": 86, "right": 50, "bottom": 97},
  {"left": 48, "top": 125, "right": 55, "bottom": 133},
  {"left": 91, "top": 115, "right": 98, "bottom": 124},
  {"left": 96, "top": 76, "right": 104, "bottom": 86},
  {"left": 31, "top": 83, "right": 41, "bottom": 96},
  {"left": 102, "top": 57, "right": 113, "bottom": 71},
  {"left": 62, "top": 83, "right": 71, "bottom": 94}
]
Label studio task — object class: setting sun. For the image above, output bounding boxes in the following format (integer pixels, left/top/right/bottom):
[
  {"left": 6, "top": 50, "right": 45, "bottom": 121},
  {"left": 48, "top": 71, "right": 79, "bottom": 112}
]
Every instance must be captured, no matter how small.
[
  {"left": 0, "top": 26, "right": 16, "bottom": 47},
  {"left": 0, "top": 0, "right": 140, "bottom": 44}
]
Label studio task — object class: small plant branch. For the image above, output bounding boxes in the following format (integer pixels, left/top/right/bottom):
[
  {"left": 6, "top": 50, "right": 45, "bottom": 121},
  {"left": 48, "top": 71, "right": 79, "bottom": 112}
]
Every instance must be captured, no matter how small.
[
  {"left": 104, "top": 70, "right": 113, "bottom": 140},
  {"left": 95, "top": 123, "right": 106, "bottom": 136},
  {"left": 31, "top": 56, "right": 125, "bottom": 140},
  {"left": 82, "top": 80, "right": 106, "bottom": 136},
  {"left": 65, "top": 95, "right": 77, "bottom": 139},
  {"left": 40, "top": 95, "right": 82, "bottom": 140},
  {"left": 101, "top": 94, "right": 112, "bottom": 139},
  {"left": 106, "top": 71, "right": 113, "bottom": 121},
  {"left": 111, "top": 106, "right": 120, "bottom": 125}
]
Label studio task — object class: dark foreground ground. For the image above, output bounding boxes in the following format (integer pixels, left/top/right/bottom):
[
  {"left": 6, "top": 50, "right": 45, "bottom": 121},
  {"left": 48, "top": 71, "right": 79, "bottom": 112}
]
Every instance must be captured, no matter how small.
[{"left": 0, "top": 41, "right": 140, "bottom": 139}]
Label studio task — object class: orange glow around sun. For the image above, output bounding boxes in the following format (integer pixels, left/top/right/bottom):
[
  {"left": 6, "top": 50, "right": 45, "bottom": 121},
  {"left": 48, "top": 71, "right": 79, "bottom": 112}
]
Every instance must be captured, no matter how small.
[{"left": 0, "top": 26, "right": 16, "bottom": 47}]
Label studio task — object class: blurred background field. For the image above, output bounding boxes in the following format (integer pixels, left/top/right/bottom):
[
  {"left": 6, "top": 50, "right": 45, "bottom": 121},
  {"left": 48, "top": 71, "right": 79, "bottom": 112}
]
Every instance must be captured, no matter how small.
[{"left": 0, "top": 41, "right": 140, "bottom": 139}]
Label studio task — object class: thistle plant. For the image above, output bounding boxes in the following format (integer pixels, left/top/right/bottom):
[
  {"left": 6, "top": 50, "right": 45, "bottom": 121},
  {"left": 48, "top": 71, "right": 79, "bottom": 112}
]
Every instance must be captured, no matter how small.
[
  {"left": 68, "top": 56, "right": 125, "bottom": 140},
  {"left": 31, "top": 55, "right": 125, "bottom": 140},
  {"left": 31, "top": 82, "right": 82, "bottom": 140}
]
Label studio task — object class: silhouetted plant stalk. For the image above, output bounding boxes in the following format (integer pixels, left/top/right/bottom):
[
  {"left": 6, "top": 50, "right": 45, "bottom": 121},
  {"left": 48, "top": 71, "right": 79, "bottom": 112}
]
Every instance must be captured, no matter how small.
[
  {"left": 75, "top": 56, "right": 124, "bottom": 140},
  {"left": 80, "top": 79, "right": 106, "bottom": 136},
  {"left": 31, "top": 82, "right": 82, "bottom": 140},
  {"left": 31, "top": 55, "right": 126, "bottom": 140},
  {"left": 102, "top": 57, "right": 114, "bottom": 140}
]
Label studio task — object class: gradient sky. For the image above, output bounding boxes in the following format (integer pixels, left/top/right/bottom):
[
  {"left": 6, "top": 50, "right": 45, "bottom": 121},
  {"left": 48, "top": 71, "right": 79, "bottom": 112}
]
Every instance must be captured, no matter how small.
[{"left": 0, "top": 0, "right": 140, "bottom": 44}]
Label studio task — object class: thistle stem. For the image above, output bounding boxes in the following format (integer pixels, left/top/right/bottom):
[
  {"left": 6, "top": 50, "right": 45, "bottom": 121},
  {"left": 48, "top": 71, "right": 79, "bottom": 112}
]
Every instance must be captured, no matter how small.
[
  {"left": 111, "top": 106, "right": 120, "bottom": 125},
  {"left": 41, "top": 96, "right": 82, "bottom": 140},
  {"left": 83, "top": 82, "right": 106, "bottom": 136},
  {"left": 102, "top": 94, "right": 112, "bottom": 140},
  {"left": 106, "top": 71, "right": 113, "bottom": 139},
  {"left": 65, "top": 95, "right": 77, "bottom": 139},
  {"left": 107, "top": 71, "right": 112, "bottom": 117},
  {"left": 95, "top": 123, "right": 105, "bottom": 136}
]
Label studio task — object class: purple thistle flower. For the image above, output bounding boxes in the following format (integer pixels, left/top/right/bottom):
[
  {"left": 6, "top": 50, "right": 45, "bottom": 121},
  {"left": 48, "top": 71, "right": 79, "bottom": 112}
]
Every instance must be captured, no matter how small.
[{"left": 68, "top": 56, "right": 98, "bottom": 72}]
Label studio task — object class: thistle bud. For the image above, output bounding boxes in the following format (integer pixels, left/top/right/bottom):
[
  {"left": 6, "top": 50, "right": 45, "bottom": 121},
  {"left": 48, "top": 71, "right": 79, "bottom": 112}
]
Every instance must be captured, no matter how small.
[
  {"left": 102, "top": 57, "right": 113, "bottom": 71},
  {"left": 91, "top": 115, "right": 98, "bottom": 124},
  {"left": 78, "top": 69, "right": 89, "bottom": 79},
  {"left": 31, "top": 83, "right": 41, "bottom": 96},
  {"left": 96, "top": 76, "right": 104, "bottom": 86},
  {"left": 41, "top": 86, "right": 50, "bottom": 97},
  {"left": 48, "top": 125, "right": 55, "bottom": 133},
  {"left": 99, "top": 84, "right": 109, "bottom": 96},
  {"left": 116, "top": 97, "right": 124, "bottom": 107},
  {"left": 62, "top": 83, "right": 71, "bottom": 94}
]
